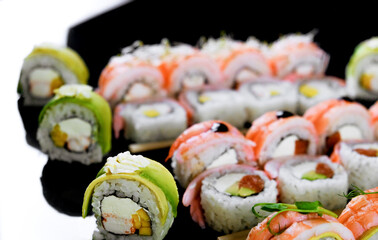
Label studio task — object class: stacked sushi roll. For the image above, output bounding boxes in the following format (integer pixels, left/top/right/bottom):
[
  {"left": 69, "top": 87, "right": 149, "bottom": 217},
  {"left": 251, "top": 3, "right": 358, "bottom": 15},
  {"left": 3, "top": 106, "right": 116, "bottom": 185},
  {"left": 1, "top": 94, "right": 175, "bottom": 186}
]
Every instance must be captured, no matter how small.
[
  {"left": 264, "top": 155, "right": 348, "bottom": 210},
  {"left": 18, "top": 43, "right": 89, "bottom": 106},
  {"left": 113, "top": 98, "right": 187, "bottom": 143},
  {"left": 338, "top": 186, "right": 378, "bottom": 240},
  {"left": 369, "top": 101, "right": 378, "bottom": 139},
  {"left": 346, "top": 37, "right": 378, "bottom": 100},
  {"left": 182, "top": 164, "right": 277, "bottom": 234},
  {"left": 268, "top": 32, "right": 329, "bottom": 81},
  {"left": 37, "top": 84, "right": 111, "bottom": 165},
  {"left": 201, "top": 37, "right": 271, "bottom": 88},
  {"left": 166, "top": 120, "right": 256, "bottom": 187},
  {"left": 304, "top": 99, "right": 373, "bottom": 155},
  {"left": 178, "top": 87, "right": 248, "bottom": 128},
  {"left": 297, "top": 76, "right": 347, "bottom": 114},
  {"left": 246, "top": 110, "right": 318, "bottom": 166},
  {"left": 82, "top": 151, "right": 179, "bottom": 240},
  {"left": 331, "top": 141, "right": 378, "bottom": 190},
  {"left": 238, "top": 77, "right": 297, "bottom": 121}
]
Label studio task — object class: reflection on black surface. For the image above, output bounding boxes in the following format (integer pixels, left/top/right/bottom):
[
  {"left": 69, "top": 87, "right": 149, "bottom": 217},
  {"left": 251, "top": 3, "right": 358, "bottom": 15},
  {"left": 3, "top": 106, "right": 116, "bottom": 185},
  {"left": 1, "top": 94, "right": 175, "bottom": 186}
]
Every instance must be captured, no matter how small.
[
  {"left": 41, "top": 159, "right": 104, "bottom": 216},
  {"left": 17, "top": 96, "right": 42, "bottom": 150}
]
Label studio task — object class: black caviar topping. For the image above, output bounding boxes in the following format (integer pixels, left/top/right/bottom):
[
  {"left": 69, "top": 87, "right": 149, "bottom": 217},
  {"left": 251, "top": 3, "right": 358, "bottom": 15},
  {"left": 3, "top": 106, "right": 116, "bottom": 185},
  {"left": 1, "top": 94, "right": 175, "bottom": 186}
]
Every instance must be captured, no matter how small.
[
  {"left": 276, "top": 110, "right": 294, "bottom": 119},
  {"left": 243, "top": 121, "right": 252, "bottom": 129},
  {"left": 211, "top": 122, "right": 228, "bottom": 133},
  {"left": 338, "top": 96, "right": 354, "bottom": 102}
]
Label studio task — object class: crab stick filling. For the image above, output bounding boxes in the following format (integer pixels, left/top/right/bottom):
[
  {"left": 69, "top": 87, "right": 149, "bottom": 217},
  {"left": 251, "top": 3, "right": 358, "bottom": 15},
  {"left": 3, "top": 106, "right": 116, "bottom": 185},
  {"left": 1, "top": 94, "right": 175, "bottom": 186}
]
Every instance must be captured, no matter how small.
[
  {"left": 29, "top": 68, "right": 63, "bottom": 98},
  {"left": 326, "top": 125, "right": 362, "bottom": 153},
  {"left": 206, "top": 149, "right": 238, "bottom": 169},
  {"left": 181, "top": 72, "right": 207, "bottom": 89},
  {"left": 214, "top": 173, "right": 264, "bottom": 197},
  {"left": 272, "top": 135, "right": 309, "bottom": 158},
  {"left": 292, "top": 162, "right": 334, "bottom": 181},
  {"left": 101, "top": 196, "right": 152, "bottom": 236},
  {"left": 360, "top": 65, "right": 378, "bottom": 93},
  {"left": 123, "top": 80, "right": 155, "bottom": 101},
  {"left": 50, "top": 118, "right": 92, "bottom": 152}
]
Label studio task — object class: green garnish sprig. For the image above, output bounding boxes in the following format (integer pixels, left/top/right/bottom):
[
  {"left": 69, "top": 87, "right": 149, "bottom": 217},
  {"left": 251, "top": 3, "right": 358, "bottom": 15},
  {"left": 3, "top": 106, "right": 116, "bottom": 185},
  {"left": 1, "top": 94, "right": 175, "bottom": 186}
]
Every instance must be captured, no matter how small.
[
  {"left": 341, "top": 184, "right": 378, "bottom": 199},
  {"left": 252, "top": 201, "right": 338, "bottom": 236}
]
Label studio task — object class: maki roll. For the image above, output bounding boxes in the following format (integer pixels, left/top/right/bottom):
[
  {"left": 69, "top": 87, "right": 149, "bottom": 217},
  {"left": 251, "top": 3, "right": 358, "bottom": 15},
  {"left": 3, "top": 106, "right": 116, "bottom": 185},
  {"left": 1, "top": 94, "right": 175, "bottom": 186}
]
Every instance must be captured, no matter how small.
[
  {"left": 304, "top": 99, "right": 373, "bottom": 155},
  {"left": 247, "top": 203, "right": 354, "bottom": 240},
  {"left": 264, "top": 155, "right": 348, "bottom": 210},
  {"left": 297, "top": 76, "right": 347, "bottom": 115},
  {"left": 238, "top": 77, "right": 297, "bottom": 121},
  {"left": 37, "top": 84, "right": 111, "bottom": 164},
  {"left": 182, "top": 164, "right": 278, "bottom": 234},
  {"left": 82, "top": 151, "right": 179, "bottom": 240},
  {"left": 178, "top": 87, "right": 248, "bottom": 128},
  {"left": 338, "top": 186, "right": 378, "bottom": 240},
  {"left": 200, "top": 37, "right": 271, "bottom": 88},
  {"left": 369, "top": 101, "right": 378, "bottom": 140},
  {"left": 97, "top": 44, "right": 166, "bottom": 108},
  {"left": 346, "top": 37, "right": 378, "bottom": 100},
  {"left": 269, "top": 32, "right": 329, "bottom": 81},
  {"left": 166, "top": 120, "right": 256, "bottom": 187},
  {"left": 331, "top": 141, "right": 378, "bottom": 190},
  {"left": 246, "top": 111, "right": 318, "bottom": 166},
  {"left": 18, "top": 43, "right": 89, "bottom": 106},
  {"left": 113, "top": 98, "right": 187, "bottom": 143}
]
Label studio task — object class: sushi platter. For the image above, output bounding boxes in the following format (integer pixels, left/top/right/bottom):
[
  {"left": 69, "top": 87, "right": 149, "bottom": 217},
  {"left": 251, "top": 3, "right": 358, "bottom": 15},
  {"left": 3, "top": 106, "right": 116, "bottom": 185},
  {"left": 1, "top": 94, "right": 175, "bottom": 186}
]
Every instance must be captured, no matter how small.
[{"left": 8, "top": 1, "right": 378, "bottom": 240}]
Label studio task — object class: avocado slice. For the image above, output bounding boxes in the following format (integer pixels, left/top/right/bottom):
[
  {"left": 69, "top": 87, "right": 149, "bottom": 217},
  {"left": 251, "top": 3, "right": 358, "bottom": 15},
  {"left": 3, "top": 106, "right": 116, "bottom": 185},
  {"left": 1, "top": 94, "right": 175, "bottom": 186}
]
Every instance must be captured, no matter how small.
[
  {"left": 302, "top": 170, "right": 328, "bottom": 181},
  {"left": 225, "top": 182, "right": 257, "bottom": 197}
]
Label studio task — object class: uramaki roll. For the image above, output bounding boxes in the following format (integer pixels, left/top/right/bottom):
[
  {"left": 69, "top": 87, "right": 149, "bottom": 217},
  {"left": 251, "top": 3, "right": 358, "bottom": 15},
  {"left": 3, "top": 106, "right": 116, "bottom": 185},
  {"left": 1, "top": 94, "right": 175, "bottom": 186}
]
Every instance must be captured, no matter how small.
[{"left": 37, "top": 84, "right": 111, "bottom": 164}]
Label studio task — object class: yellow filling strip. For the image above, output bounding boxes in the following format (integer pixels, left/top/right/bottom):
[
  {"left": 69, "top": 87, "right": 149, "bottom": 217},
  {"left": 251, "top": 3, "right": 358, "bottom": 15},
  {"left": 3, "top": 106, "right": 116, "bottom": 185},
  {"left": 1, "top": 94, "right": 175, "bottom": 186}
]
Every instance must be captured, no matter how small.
[
  {"left": 309, "top": 232, "right": 342, "bottom": 240},
  {"left": 359, "top": 226, "right": 378, "bottom": 240},
  {"left": 143, "top": 109, "right": 160, "bottom": 118},
  {"left": 299, "top": 84, "right": 318, "bottom": 98}
]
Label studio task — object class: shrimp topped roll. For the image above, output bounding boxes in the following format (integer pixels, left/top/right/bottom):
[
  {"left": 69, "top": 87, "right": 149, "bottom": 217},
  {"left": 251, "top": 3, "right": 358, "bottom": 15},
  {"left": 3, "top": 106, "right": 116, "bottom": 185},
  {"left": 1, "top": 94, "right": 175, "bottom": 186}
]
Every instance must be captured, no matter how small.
[
  {"left": 82, "top": 151, "right": 179, "bottom": 240},
  {"left": 264, "top": 155, "right": 348, "bottom": 210},
  {"left": 18, "top": 43, "right": 89, "bottom": 106},
  {"left": 238, "top": 77, "right": 297, "bottom": 122},
  {"left": 200, "top": 37, "right": 272, "bottom": 88},
  {"left": 246, "top": 111, "right": 317, "bottom": 166},
  {"left": 182, "top": 164, "right": 277, "bottom": 234},
  {"left": 331, "top": 141, "right": 378, "bottom": 190},
  {"left": 297, "top": 76, "right": 347, "bottom": 115},
  {"left": 179, "top": 87, "right": 248, "bottom": 128},
  {"left": 304, "top": 99, "right": 373, "bottom": 155},
  {"left": 369, "top": 101, "right": 378, "bottom": 140},
  {"left": 166, "top": 120, "right": 256, "bottom": 187},
  {"left": 113, "top": 98, "right": 187, "bottom": 143},
  {"left": 269, "top": 32, "right": 329, "bottom": 81},
  {"left": 346, "top": 37, "right": 378, "bottom": 100},
  {"left": 97, "top": 43, "right": 166, "bottom": 108},
  {"left": 338, "top": 186, "right": 378, "bottom": 240},
  {"left": 37, "top": 84, "right": 111, "bottom": 165},
  {"left": 247, "top": 201, "right": 354, "bottom": 240}
]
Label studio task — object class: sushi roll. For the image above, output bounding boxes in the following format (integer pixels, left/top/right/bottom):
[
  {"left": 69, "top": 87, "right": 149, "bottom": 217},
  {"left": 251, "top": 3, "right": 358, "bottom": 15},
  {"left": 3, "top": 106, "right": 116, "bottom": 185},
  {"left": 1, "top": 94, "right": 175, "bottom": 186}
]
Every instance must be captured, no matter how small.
[
  {"left": 304, "top": 99, "right": 373, "bottom": 155},
  {"left": 369, "top": 101, "right": 378, "bottom": 140},
  {"left": 338, "top": 186, "right": 378, "bottom": 240},
  {"left": 97, "top": 44, "right": 166, "bottom": 108},
  {"left": 37, "top": 84, "right": 111, "bottom": 165},
  {"left": 269, "top": 32, "right": 329, "bottom": 81},
  {"left": 238, "top": 77, "right": 297, "bottom": 121},
  {"left": 200, "top": 37, "right": 272, "bottom": 88},
  {"left": 331, "top": 141, "right": 378, "bottom": 190},
  {"left": 247, "top": 203, "right": 354, "bottom": 240},
  {"left": 166, "top": 120, "right": 256, "bottom": 187},
  {"left": 158, "top": 43, "right": 224, "bottom": 96},
  {"left": 178, "top": 87, "right": 248, "bottom": 128},
  {"left": 297, "top": 76, "right": 347, "bottom": 115},
  {"left": 182, "top": 164, "right": 277, "bottom": 234},
  {"left": 82, "top": 151, "right": 179, "bottom": 240},
  {"left": 18, "top": 43, "right": 89, "bottom": 106},
  {"left": 346, "top": 37, "right": 378, "bottom": 100},
  {"left": 264, "top": 155, "right": 348, "bottom": 210},
  {"left": 113, "top": 98, "right": 187, "bottom": 143},
  {"left": 246, "top": 111, "right": 318, "bottom": 166}
]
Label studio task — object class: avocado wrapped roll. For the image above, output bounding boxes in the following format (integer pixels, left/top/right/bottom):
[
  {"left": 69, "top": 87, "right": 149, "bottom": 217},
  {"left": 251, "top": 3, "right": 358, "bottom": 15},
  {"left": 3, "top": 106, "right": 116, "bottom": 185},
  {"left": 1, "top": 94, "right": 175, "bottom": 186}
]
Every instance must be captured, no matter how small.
[
  {"left": 82, "top": 151, "right": 179, "bottom": 240},
  {"left": 18, "top": 43, "right": 89, "bottom": 106},
  {"left": 37, "top": 84, "right": 111, "bottom": 164}
]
